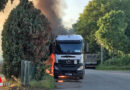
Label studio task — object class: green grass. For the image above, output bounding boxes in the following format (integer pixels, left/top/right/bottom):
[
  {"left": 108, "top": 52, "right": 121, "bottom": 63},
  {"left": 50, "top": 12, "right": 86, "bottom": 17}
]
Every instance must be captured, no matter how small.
[
  {"left": 29, "top": 75, "right": 55, "bottom": 89},
  {"left": 96, "top": 55, "right": 130, "bottom": 70},
  {"left": 0, "top": 64, "right": 2, "bottom": 73},
  {"left": 96, "top": 65, "right": 130, "bottom": 70}
]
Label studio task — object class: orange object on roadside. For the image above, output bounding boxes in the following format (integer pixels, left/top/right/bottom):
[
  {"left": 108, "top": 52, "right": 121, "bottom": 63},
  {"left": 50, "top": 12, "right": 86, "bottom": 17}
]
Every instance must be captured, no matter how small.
[
  {"left": 45, "top": 53, "right": 55, "bottom": 75},
  {"left": 45, "top": 42, "right": 56, "bottom": 75},
  {"left": 58, "top": 80, "right": 64, "bottom": 83},
  {"left": 0, "top": 77, "right": 3, "bottom": 87},
  {"left": 50, "top": 53, "right": 55, "bottom": 74},
  {"left": 58, "top": 75, "right": 67, "bottom": 79}
]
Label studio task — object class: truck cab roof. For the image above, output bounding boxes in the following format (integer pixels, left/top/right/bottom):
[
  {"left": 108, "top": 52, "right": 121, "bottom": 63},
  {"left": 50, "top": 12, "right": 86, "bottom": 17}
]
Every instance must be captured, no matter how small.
[{"left": 56, "top": 35, "right": 83, "bottom": 41}]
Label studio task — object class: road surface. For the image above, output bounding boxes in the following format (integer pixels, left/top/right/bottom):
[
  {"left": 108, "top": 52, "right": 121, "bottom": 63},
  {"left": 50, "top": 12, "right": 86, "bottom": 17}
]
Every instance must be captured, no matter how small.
[{"left": 55, "top": 69, "right": 130, "bottom": 90}]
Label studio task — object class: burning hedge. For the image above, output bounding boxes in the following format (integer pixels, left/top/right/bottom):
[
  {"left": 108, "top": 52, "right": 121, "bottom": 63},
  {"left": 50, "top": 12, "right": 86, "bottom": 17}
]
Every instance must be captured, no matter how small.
[{"left": 2, "top": 0, "right": 52, "bottom": 79}]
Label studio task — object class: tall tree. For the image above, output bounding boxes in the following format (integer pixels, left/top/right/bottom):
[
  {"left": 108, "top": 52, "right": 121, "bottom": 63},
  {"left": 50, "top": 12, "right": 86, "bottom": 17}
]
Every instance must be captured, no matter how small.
[
  {"left": 2, "top": 0, "right": 52, "bottom": 79},
  {"left": 0, "top": 0, "right": 14, "bottom": 11},
  {"left": 95, "top": 10, "right": 129, "bottom": 54},
  {"left": 0, "top": 0, "right": 8, "bottom": 11},
  {"left": 74, "top": 0, "right": 130, "bottom": 53}
]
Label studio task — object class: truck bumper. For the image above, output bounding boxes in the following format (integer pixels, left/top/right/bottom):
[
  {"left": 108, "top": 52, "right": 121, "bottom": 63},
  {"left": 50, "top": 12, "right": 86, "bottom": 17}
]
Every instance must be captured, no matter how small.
[
  {"left": 54, "top": 63, "right": 85, "bottom": 78},
  {"left": 54, "top": 69, "right": 84, "bottom": 77}
]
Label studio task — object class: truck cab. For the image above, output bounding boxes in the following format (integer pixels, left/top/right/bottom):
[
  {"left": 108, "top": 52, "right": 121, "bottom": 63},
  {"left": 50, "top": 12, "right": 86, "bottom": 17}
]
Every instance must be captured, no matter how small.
[{"left": 54, "top": 35, "right": 85, "bottom": 79}]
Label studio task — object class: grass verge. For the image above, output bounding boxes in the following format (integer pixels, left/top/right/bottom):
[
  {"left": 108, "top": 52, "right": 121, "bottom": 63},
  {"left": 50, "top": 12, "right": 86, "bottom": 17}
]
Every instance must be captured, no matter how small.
[
  {"left": 96, "top": 65, "right": 130, "bottom": 70},
  {"left": 96, "top": 55, "right": 130, "bottom": 70},
  {"left": 29, "top": 74, "right": 55, "bottom": 89}
]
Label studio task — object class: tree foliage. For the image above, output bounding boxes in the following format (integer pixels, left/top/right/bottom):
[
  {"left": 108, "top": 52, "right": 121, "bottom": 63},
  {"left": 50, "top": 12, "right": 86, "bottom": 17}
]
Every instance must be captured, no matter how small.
[
  {"left": 0, "top": 0, "right": 14, "bottom": 11},
  {"left": 95, "top": 10, "right": 129, "bottom": 54},
  {"left": 74, "top": 0, "right": 130, "bottom": 53},
  {"left": 2, "top": 0, "right": 52, "bottom": 78},
  {"left": 0, "top": 0, "right": 8, "bottom": 11}
]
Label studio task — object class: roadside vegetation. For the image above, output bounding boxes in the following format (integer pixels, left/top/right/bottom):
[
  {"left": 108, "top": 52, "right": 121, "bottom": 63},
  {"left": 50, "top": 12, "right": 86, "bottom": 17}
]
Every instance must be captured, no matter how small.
[
  {"left": 74, "top": 0, "right": 130, "bottom": 70},
  {"left": 0, "top": 0, "right": 8, "bottom": 11},
  {"left": 97, "top": 55, "right": 130, "bottom": 70},
  {"left": 0, "top": 63, "right": 2, "bottom": 73},
  {"left": 29, "top": 74, "right": 55, "bottom": 89},
  {"left": 1, "top": 0, "right": 54, "bottom": 89},
  {"left": 2, "top": 74, "right": 55, "bottom": 90},
  {"left": 2, "top": 0, "right": 52, "bottom": 79}
]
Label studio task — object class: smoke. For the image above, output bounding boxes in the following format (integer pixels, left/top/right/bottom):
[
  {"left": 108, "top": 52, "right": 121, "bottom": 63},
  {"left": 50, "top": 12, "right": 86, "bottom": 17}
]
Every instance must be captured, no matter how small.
[
  {"left": 33, "top": 0, "right": 67, "bottom": 37},
  {"left": 0, "top": 0, "right": 67, "bottom": 37}
]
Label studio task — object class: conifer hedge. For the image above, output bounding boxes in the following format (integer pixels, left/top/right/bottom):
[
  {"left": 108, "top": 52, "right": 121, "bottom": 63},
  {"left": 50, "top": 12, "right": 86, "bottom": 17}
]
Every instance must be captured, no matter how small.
[
  {"left": 2, "top": 0, "right": 52, "bottom": 79},
  {"left": 0, "top": 0, "right": 8, "bottom": 11}
]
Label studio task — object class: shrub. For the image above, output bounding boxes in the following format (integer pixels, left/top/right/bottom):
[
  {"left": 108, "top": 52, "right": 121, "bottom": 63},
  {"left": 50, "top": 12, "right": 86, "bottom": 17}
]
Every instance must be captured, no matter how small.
[
  {"left": 29, "top": 75, "right": 55, "bottom": 89},
  {"left": 103, "top": 55, "right": 130, "bottom": 66},
  {"left": 97, "top": 54, "right": 130, "bottom": 70},
  {"left": 0, "top": 0, "right": 8, "bottom": 11},
  {"left": 2, "top": 0, "right": 52, "bottom": 79}
]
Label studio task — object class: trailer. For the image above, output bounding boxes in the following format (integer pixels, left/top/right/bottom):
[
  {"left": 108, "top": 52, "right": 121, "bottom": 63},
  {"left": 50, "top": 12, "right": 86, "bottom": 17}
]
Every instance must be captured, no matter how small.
[{"left": 85, "top": 54, "right": 98, "bottom": 68}]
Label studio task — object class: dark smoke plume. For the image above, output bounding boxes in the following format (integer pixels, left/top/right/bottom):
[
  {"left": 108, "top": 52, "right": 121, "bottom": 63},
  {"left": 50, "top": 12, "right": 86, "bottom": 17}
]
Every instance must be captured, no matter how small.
[{"left": 34, "top": 0, "right": 67, "bottom": 37}]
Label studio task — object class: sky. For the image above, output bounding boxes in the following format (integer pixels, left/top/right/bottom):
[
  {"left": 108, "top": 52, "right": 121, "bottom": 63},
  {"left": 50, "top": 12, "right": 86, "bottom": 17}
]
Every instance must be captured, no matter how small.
[
  {"left": 62, "top": 0, "right": 91, "bottom": 28},
  {"left": 0, "top": 0, "right": 91, "bottom": 61}
]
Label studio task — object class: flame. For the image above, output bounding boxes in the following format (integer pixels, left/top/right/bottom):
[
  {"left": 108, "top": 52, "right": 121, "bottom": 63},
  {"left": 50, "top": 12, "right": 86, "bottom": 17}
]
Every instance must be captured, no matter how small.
[
  {"left": 49, "top": 74, "right": 54, "bottom": 77},
  {"left": 45, "top": 69, "right": 51, "bottom": 74},
  {"left": 58, "top": 75, "right": 67, "bottom": 79},
  {"left": 57, "top": 80, "right": 64, "bottom": 83},
  {"left": 45, "top": 53, "right": 55, "bottom": 77},
  {"left": 45, "top": 69, "right": 54, "bottom": 77}
]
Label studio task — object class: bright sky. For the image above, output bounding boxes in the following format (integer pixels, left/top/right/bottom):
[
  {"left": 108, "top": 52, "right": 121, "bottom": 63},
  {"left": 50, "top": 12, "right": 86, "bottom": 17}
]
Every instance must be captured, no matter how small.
[{"left": 62, "top": 0, "right": 91, "bottom": 28}]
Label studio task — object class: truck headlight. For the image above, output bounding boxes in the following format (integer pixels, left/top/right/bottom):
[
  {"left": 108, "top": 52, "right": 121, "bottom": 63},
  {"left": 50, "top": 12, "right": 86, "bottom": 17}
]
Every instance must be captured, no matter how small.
[
  {"left": 77, "top": 66, "right": 84, "bottom": 71},
  {"left": 80, "top": 55, "right": 84, "bottom": 63},
  {"left": 54, "top": 66, "right": 59, "bottom": 70}
]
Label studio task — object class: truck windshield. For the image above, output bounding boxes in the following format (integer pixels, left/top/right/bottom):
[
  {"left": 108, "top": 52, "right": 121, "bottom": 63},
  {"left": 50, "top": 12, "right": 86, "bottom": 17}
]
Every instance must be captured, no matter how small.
[{"left": 56, "top": 42, "right": 83, "bottom": 54}]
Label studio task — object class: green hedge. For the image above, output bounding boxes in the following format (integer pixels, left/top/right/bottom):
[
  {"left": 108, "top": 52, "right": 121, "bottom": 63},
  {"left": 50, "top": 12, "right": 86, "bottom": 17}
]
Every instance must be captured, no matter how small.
[
  {"left": 29, "top": 75, "right": 55, "bottom": 89},
  {"left": 97, "top": 55, "right": 130, "bottom": 70},
  {"left": 2, "top": 0, "right": 52, "bottom": 79},
  {"left": 103, "top": 55, "right": 130, "bottom": 66}
]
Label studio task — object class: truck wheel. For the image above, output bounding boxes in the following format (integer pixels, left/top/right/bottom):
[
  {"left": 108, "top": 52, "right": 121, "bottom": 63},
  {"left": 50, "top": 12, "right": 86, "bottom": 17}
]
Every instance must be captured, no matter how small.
[
  {"left": 85, "top": 65, "right": 87, "bottom": 69},
  {"left": 54, "top": 75, "right": 58, "bottom": 79},
  {"left": 79, "top": 76, "right": 83, "bottom": 79}
]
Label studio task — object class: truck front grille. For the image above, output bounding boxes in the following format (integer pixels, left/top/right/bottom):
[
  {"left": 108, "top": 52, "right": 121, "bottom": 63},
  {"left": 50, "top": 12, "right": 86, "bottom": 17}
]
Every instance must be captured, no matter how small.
[
  {"left": 58, "top": 60, "right": 79, "bottom": 66},
  {"left": 59, "top": 60, "right": 74, "bottom": 65}
]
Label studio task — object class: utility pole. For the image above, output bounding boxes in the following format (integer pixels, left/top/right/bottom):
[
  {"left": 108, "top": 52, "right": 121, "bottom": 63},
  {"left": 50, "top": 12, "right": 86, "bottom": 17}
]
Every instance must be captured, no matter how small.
[
  {"left": 101, "top": 46, "right": 103, "bottom": 64},
  {"left": 87, "top": 43, "right": 89, "bottom": 52}
]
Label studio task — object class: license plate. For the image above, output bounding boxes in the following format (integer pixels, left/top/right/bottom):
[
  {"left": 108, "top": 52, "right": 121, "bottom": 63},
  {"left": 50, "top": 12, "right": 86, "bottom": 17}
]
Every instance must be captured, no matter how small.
[
  {"left": 65, "top": 73, "right": 72, "bottom": 76},
  {"left": 74, "top": 60, "right": 77, "bottom": 64}
]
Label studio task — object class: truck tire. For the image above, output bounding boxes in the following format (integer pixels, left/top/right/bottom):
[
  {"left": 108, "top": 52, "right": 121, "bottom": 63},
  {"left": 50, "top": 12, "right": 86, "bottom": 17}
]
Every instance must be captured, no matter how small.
[
  {"left": 80, "top": 71, "right": 85, "bottom": 79},
  {"left": 54, "top": 75, "right": 58, "bottom": 79},
  {"left": 79, "top": 76, "right": 84, "bottom": 79}
]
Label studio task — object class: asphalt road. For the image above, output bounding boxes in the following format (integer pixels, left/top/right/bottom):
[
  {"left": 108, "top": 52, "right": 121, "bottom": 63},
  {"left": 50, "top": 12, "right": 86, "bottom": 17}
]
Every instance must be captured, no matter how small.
[{"left": 55, "top": 69, "right": 130, "bottom": 90}]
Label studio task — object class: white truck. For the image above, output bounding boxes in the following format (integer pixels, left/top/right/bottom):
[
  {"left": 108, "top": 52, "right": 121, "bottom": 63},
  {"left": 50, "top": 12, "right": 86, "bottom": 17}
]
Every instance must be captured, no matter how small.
[{"left": 54, "top": 35, "right": 85, "bottom": 79}]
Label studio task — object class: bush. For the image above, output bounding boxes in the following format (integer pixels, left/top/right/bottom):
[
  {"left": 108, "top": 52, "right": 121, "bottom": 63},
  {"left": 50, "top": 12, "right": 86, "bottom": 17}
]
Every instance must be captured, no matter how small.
[
  {"left": 0, "top": 0, "right": 8, "bottom": 11},
  {"left": 29, "top": 75, "right": 55, "bottom": 89},
  {"left": 97, "top": 55, "right": 130, "bottom": 70},
  {"left": 2, "top": 0, "right": 52, "bottom": 79},
  {"left": 103, "top": 55, "right": 130, "bottom": 66}
]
